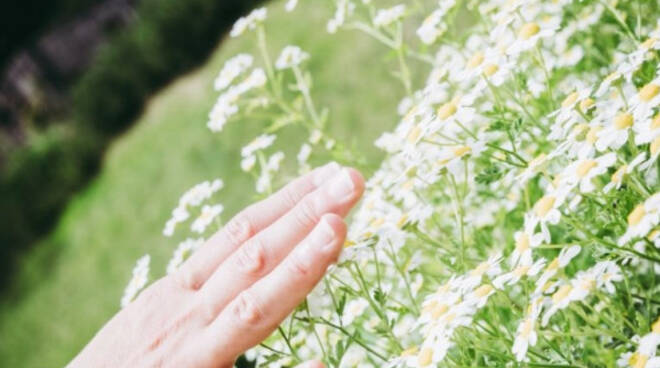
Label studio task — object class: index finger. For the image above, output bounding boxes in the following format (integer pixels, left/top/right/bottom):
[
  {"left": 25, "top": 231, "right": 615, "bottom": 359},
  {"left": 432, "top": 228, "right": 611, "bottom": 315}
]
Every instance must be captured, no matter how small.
[{"left": 176, "top": 162, "right": 341, "bottom": 289}]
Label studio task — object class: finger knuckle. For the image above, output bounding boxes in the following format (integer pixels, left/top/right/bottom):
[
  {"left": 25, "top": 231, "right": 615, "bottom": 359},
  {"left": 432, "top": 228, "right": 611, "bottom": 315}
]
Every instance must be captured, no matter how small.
[
  {"left": 294, "top": 198, "right": 319, "bottom": 228},
  {"left": 224, "top": 214, "right": 254, "bottom": 245},
  {"left": 285, "top": 254, "right": 311, "bottom": 279},
  {"left": 281, "top": 184, "right": 304, "bottom": 209},
  {"left": 233, "top": 290, "right": 263, "bottom": 325},
  {"left": 236, "top": 238, "right": 266, "bottom": 276}
]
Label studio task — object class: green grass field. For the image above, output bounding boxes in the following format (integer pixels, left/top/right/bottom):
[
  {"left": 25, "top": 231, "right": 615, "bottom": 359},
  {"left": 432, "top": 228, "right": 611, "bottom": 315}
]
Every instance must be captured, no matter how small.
[{"left": 0, "top": 1, "right": 419, "bottom": 366}]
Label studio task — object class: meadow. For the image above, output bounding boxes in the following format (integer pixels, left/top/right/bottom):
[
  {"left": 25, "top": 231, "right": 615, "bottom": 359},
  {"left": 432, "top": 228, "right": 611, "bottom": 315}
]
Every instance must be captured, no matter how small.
[{"left": 0, "top": 1, "right": 408, "bottom": 366}]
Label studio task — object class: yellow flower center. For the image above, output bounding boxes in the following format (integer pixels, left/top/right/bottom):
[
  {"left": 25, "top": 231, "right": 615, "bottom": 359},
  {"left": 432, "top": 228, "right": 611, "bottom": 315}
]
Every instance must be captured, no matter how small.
[
  {"left": 572, "top": 123, "right": 589, "bottom": 139},
  {"left": 471, "top": 262, "right": 490, "bottom": 276},
  {"left": 519, "top": 22, "right": 540, "bottom": 40},
  {"left": 614, "top": 113, "right": 633, "bottom": 130},
  {"left": 534, "top": 196, "right": 556, "bottom": 218},
  {"left": 576, "top": 160, "right": 597, "bottom": 178},
  {"left": 437, "top": 101, "right": 458, "bottom": 120},
  {"left": 514, "top": 265, "right": 530, "bottom": 277},
  {"left": 403, "top": 105, "right": 418, "bottom": 122},
  {"left": 396, "top": 214, "right": 409, "bottom": 228},
  {"left": 407, "top": 125, "right": 422, "bottom": 143},
  {"left": 586, "top": 126, "right": 602, "bottom": 144},
  {"left": 580, "top": 278, "right": 596, "bottom": 290},
  {"left": 639, "top": 83, "right": 660, "bottom": 102},
  {"left": 369, "top": 218, "right": 385, "bottom": 228},
  {"left": 453, "top": 145, "right": 472, "bottom": 157},
  {"left": 652, "top": 316, "right": 660, "bottom": 333},
  {"left": 579, "top": 98, "right": 595, "bottom": 111},
  {"left": 475, "top": 284, "right": 493, "bottom": 297},
  {"left": 437, "top": 283, "right": 451, "bottom": 293},
  {"left": 422, "top": 300, "right": 437, "bottom": 314},
  {"left": 552, "top": 284, "right": 572, "bottom": 303},
  {"left": 611, "top": 165, "right": 626, "bottom": 183},
  {"left": 516, "top": 233, "right": 530, "bottom": 252},
  {"left": 417, "top": 347, "right": 433, "bottom": 367},
  {"left": 651, "top": 136, "right": 660, "bottom": 155},
  {"left": 483, "top": 63, "right": 499, "bottom": 77},
  {"left": 561, "top": 92, "right": 579, "bottom": 108},
  {"left": 652, "top": 114, "right": 660, "bottom": 130},
  {"left": 629, "top": 352, "right": 649, "bottom": 368},
  {"left": 552, "top": 175, "right": 562, "bottom": 188},
  {"left": 547, "top": 258, "right": 560, "bottom": 271},
  {"left": 529, "top": 153, "right": 547, "bottom": 167},
  {"left": 431, "top": 304, "right": 449, "bottom": 319},
  {"left": 401, "top": 346, "right": 419, "bottom": 357},
  {"left": 521, "top": 318, "right": 533, "bottom": 337},
  {"left": 628, "top": 204, "right": 646, "bottom": 226},
  {"left": 541, "top": 280, "right": 555, "bottom": 292},
  {"left": 467, "top": 52, "right": 485, "bottom": 69},
  {"left": 642, "top": 37, "right": 658, "bottom": 50}
]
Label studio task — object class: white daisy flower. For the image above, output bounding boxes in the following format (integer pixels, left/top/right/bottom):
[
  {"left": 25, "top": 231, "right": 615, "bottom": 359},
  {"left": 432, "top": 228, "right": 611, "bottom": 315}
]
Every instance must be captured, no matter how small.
[
  {"left": 214, "top": 54, "right": 253, "bottom": 91},
  {"left": 342, "top": 298, "right": 369, "bottom": 326},
  {"left": 595, "top": 111, "right": 634, "bottom": 151},
  {"left": 619, "top": 193, "right": 660, "bottom": 245},
  {"left": 191, "top": 204, "right": 224, "bottom": 234},
  {"left": 120, "top": 255, "right": 150, "bottom": 308},
  {"left": 595, "top": 71, "right": 623, "bottom": 97},
  {"left": 534, "top": 245, "right": 581, "bottom": 294},
  {"left": 604, "top": 153, "right": 646, "bottom": 192},
  {"left": 631, "top": 79, "right": 660, "bottom": 123},
  {"left": 284, "top": 0, "right": 298, "bottom": 12},
  {"left": 373, "top": 5, "right": 405, "bottom": 28},
  {"left": 241, "top": 134, "right": 276, "bottom": 157},
  {"left": 327, "top": 0, "right": 354, "bottom": 34},
  {"left": 512, "top": 313, "right": 539, "bottom": 361},
  {"left": 561, "top": 152, "right": 617, "bottom": 193},
  {"left": 230, "top": 7, "right": 267, "bottom": 37},
  {"left": 494, "top": 258, "right": 545, "bottom": 289},
  {"left": 507, "top": 20, "right": 558, "bottom": 55},
  {"left": 166, "top": 238, "right": 204, "bottom": 274},
  {"left": 275, "top": 45, "right": 310, "bottom": 70}
]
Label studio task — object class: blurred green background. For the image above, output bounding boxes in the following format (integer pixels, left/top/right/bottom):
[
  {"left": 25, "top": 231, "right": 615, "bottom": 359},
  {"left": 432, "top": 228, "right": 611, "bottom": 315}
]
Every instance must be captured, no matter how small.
[{"left": 0, "top": 0, "right": 410, "bottom": 366}]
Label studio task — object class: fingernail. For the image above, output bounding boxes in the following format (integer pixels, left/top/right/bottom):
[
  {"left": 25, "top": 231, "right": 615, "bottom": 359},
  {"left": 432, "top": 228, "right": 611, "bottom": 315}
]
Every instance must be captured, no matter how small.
[
  {"left": 313, "top": 162, "right": 341, "bottom": 187},
  {"left": 303, "top": 218, "right": 336, "bottom": 265},
  {"left": 311, "top": 217, "right": 337, "bottom": 254},
  {"left": 328, "top": 169, "right": 355, "bottom": 201}
]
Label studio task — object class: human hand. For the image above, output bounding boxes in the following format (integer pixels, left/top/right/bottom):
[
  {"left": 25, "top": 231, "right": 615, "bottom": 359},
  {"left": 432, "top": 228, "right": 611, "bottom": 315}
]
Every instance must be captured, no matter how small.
[{"left": 68, "top": 163, "right": 364, "bottom": 368}]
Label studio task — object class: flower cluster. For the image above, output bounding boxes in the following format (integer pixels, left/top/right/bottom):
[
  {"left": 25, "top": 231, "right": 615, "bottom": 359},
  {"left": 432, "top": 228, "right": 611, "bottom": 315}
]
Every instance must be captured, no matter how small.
[{"left": 123, "top": 0, "right": 660, "bottom": 367}]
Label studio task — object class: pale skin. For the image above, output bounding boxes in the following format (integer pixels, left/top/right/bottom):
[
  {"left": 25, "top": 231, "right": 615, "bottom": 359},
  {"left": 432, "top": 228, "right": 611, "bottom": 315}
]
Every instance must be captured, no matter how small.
[{"left": 68, "top": 163, "right": 364, "bottom": 368}]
